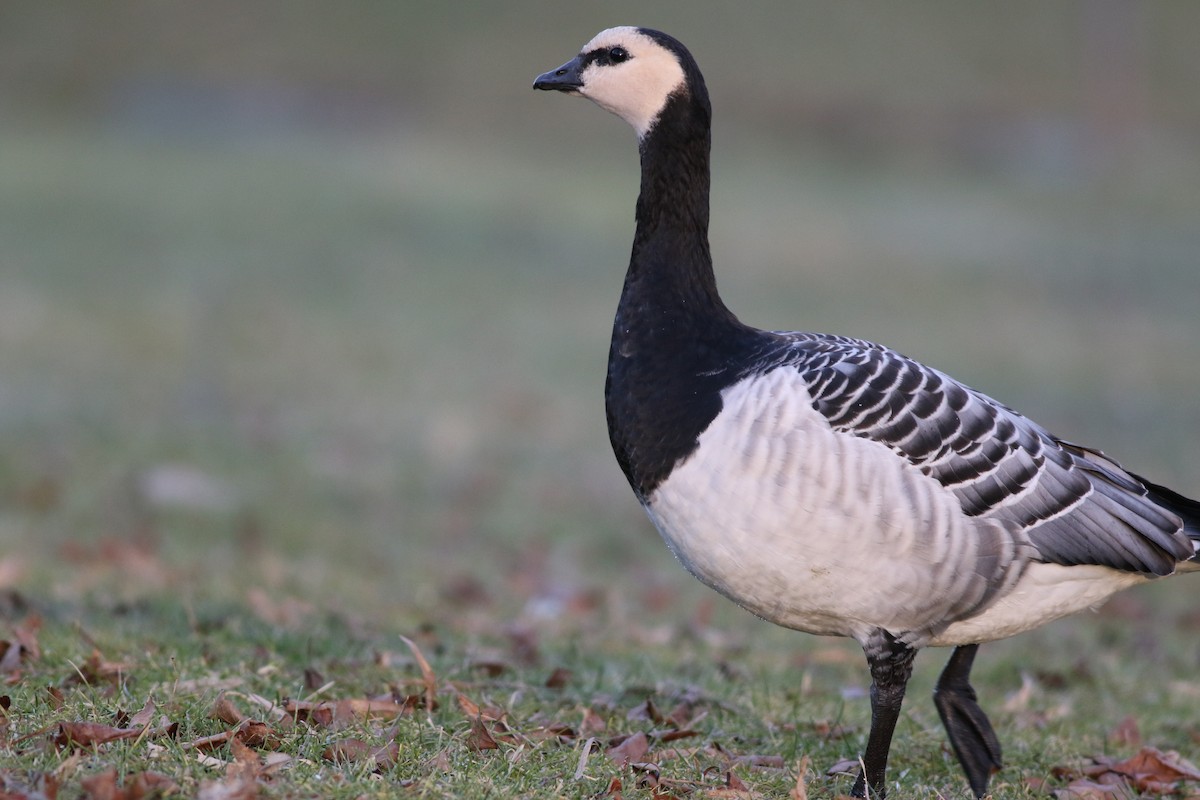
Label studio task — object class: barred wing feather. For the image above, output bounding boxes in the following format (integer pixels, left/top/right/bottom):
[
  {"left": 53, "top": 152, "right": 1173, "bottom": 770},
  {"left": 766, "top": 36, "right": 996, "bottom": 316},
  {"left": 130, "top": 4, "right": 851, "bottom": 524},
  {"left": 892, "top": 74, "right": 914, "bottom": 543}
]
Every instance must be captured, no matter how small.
[{"left": 773, "top": 333, "right": 1195, "bottom": 575}]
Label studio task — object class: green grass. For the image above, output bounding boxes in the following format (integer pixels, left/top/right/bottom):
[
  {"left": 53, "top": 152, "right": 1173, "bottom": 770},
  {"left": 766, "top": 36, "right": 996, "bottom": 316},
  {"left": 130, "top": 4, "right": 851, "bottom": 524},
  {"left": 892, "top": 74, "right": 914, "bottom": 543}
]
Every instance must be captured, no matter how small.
[{"left": 2, "top": 28, "right": 1200, "bottom": 793}]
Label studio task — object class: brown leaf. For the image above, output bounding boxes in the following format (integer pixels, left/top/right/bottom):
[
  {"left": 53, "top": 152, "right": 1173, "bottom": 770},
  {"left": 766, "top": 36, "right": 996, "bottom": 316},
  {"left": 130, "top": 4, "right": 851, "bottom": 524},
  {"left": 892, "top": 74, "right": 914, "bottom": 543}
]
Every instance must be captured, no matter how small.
[
  {"left": 128, "top": 771, "right": 181, "bottom": 798},
  {"left": 1053, "top": 778, "right": 1133, "bottom": 799},
  {"left": 230, "top": 737, "right": 260, "bottom": 769},
  {"left": 284, "top": 697, "right": 413, "bottom": 729},
  {"left": 790, "top": 756, "right": 810, "bottom": 800},
  {"left": 127, "top": 697, "right": 157, "bottom": 729},
  {"left": 196, "top": 769, "right": 257, "bottom": 800},
  {"left": 526, "top": 722, "right": 575, "bottom": 742},
  {"left": 1108, "top": 746, "right": 1200, "bottom": 792},
  {"left": 302, "top": 667, "right": 325, "bottom": 692},
  {"left": 627, "top": 697, "right": 663, "bottom": 724},
  {"left": 79, "top": 768, "right": 119, "bottom": 800},
  {"left": 469, "top": 660, "right": 508, "bottom": 677},
  {"left": 399, "top": 635, "right": 438, "bottom": 713},
  {"left": 0, "top": 616, "right": 40, "bottom": 681},
  {"left": 599, "top": 776, "right": 623, "bottom": 797},
  {"left": 580, "top": 706, "right": 608, "bottom": 736},
  {"left": 607, "top": 732, "right": 650, "bottom": 766},
  {"left": 824, "top": 757, "right": 861, "bottom": 777},
  {"left": 10, "top": 616, "right": 41, "bottom": 661},
  {"left": 664, "top": 701, "right": 698, "bottom": 729},
  {"left": 233, "top": 721, "right": 276, "bottom": 750},
  {"left": 456, "top": 694, "right": 480, "bottom": 717},
  {"left": 0, "top": 769, "right": 59, "bottom": 800},
  {"left": 182, "top": 731, "right": 234, "bottom": 753},
  {"left": 76, "top": 768, "right": 180, "bottom": 800},
  {"left": 466, "top": 716, "right": 500, "bottom": 751},
  {"left": 1054, "top": 746, "right": 1200, "bottom": 798},
  {"left": 545, "top": 667, "right": 572, "bottom": 689},
  {"left": 209, "top": 696, "right": 246, "bottom": 726},
  {"left": 425, "top": 747, "right": 452, "bottom": 773},
  {"left": 54, "top": 722, "right": 141, "bottom": 748},
  {"left": 0, "top": 642, "right": 24, "bottom": 679},
  {"left": 68, "top": 650, "right": 132, "bottom": 688},
  {"left": 322, "top": 738, "right": 399, "bottom": 769}
]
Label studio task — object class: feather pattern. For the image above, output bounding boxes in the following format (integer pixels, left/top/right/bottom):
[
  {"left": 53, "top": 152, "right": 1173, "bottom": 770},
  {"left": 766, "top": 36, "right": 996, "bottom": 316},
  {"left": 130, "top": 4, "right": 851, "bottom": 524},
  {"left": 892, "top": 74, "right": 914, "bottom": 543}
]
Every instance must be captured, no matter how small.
[{"left": 755, "top": 331, "right": 1195, "bottom": 575}]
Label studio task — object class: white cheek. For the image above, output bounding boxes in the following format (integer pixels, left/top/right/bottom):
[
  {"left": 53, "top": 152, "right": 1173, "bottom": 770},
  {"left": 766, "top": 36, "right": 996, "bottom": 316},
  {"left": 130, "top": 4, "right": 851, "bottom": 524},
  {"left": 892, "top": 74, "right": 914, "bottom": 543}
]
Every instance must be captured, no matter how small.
[
  {"left": 579, "top": 69, "right": 659, "bottom": 136},
  {"left": 578, "top": 54, "right": 686, "bottom": 138}
]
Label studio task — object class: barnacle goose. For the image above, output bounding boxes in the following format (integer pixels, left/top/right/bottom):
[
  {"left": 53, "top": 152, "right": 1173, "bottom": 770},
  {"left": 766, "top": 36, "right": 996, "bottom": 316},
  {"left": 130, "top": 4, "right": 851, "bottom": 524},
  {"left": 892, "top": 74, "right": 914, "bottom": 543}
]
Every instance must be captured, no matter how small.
[{"left": 534, "top": 27, "right": 1200, "bottom": 798}]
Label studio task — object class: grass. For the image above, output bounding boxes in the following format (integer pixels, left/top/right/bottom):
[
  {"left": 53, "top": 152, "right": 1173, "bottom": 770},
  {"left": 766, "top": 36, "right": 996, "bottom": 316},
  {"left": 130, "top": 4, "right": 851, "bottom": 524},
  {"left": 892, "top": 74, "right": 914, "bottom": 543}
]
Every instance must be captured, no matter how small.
[{"left": 3, "top": 28, "right": 1200, "bottom": 793}]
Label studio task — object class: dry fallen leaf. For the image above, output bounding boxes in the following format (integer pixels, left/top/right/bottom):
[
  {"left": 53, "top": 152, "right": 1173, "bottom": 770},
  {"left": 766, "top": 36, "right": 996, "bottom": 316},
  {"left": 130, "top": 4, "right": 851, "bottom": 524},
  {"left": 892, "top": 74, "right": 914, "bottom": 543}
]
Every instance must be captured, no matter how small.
[
  {"left": 130, "top": 771, "right": 181, "bottom": 797},
  {"left": 399, "top": 635, "right": 438, "bottom": 713},
  {"left": 790, "top": 756, "right": 810, "bottom": 800},
  {"left": 124, "top": 697, "right": 159, "bottom": 729},
  {"left": 322, "top": 738, "right": 399, "bottom": 770},
  {"left": 233, "top": 721, "right": 277, "bottom": 750},
  {"left": 67, "top": 650, "right": 133, "bottom": 689},
  {"left": 55, "top": 722, "right": 143, "bottom": 749},
  {"left": 701, "top": 787, "right": 761, "bottom": 799},
  {"left": 607, "top": 732, "right": 650, "bottom": 766},
  {"left": 1053, "top": 778, "right": 1132, "bottom": 799},
  {"left": 466, "top": 715, "right": 500, "bottom": 751},
  {"left": 78, "top": 768, "right": 120, "bottom": 800},
  {"left": 626, "top": 698, "right": 663, "bottom": 724},
  {"left": 580, "top": 706, "right": 608, "bottom": 736},
  {"left": 209, "top": 696, "right": 246, "bottom": 726},
  {"left": 545, "top": 667, "right": 572, "bottom": 689},
  {"left": 183, "top": 731, "right": 236, "bottom": 754},
  {"left": 284, "top": 696, "right": 413, "bottom": 730},
  {"left": 598, "top": 776, "right": 623, "bottom": 798},
  {"left": 1053, "top": 745, "right": 1200, "bottom": 798}
]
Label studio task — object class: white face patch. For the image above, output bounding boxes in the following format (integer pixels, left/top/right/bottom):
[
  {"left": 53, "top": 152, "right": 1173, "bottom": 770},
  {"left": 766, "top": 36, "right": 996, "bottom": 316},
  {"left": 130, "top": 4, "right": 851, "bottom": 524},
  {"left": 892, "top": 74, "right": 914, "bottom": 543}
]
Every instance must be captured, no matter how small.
[{"left": 576, "top": 27, "right": 687, "bottom": 139}]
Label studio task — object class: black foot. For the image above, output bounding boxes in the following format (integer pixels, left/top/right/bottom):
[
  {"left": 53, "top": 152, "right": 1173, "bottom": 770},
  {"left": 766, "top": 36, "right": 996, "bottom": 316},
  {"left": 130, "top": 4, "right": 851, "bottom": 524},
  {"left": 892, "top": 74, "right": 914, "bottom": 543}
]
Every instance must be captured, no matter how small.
[
  {"left": 849, "top": 630, "right": 918, "bottom": 799},
  {"left": 933, "top": 644, "right": 1001, "bottom": 799}
]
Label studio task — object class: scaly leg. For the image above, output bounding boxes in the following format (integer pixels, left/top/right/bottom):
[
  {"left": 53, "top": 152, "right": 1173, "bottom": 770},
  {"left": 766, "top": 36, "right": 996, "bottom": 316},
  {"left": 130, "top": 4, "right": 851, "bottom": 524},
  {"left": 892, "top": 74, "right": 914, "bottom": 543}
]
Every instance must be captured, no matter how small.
[
  {"left": 850, "top": 630, "right": 917, "bottom": 799},
  {"left": 933, "top": 643, "right": 1002, "bottom": 798}
]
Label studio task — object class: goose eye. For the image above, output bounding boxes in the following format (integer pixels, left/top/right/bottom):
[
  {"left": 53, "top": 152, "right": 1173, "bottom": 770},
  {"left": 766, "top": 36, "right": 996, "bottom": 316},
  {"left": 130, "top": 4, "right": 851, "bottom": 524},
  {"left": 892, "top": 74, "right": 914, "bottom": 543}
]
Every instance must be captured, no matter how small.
[{"left": 609, "top": 46, "right": 629, "bottom": 63}]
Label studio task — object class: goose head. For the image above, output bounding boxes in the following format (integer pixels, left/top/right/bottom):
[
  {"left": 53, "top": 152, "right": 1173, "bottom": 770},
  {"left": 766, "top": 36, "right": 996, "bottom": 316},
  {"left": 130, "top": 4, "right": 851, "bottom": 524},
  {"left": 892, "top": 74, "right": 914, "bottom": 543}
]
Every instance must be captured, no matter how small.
[{"left": 533, "top": 27, "right": 693, "bottom": 140}]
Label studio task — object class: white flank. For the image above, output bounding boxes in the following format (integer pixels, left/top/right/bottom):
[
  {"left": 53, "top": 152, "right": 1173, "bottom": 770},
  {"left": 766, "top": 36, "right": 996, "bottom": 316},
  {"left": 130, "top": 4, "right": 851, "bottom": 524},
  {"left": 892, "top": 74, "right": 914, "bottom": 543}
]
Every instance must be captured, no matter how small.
[
  {"left": 643, "top": 367, "right": 1149, "bottom": 648},
  {"left": 930, "top": 563, "right": 1147, "bottom": 646}
]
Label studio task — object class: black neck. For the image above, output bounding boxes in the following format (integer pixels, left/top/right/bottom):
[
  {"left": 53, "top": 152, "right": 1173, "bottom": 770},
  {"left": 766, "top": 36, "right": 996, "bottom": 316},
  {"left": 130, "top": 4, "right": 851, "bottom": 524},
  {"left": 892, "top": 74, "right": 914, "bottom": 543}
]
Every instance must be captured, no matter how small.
[
  {"left": 606, "top": 87, "right": 757, "bottom": 499},
  {"left": 622, "top": 90, "right": 735, "bottom": 327}
]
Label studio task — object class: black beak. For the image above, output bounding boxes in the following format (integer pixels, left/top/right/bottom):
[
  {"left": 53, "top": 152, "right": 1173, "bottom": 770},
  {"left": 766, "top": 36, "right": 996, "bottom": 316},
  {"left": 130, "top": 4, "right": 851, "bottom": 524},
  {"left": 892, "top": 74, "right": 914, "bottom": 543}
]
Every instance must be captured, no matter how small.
[{"left": 533, "top": 55, "right": 585, "bottom": 91}]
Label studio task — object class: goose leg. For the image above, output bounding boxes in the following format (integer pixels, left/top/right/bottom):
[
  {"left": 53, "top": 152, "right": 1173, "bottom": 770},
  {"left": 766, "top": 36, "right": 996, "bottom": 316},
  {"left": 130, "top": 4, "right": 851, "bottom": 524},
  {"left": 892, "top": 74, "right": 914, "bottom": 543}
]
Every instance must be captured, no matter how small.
[
  {"left": 850, "top": 631, "right": 917, "bottom": 799},
  {"left": 933, "top": 644, "right": 1001, "bottom": 799}
]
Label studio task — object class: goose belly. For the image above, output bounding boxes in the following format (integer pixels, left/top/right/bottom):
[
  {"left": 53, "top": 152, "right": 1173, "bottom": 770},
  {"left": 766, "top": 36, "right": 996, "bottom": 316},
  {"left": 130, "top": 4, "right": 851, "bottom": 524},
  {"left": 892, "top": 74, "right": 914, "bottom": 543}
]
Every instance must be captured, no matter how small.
[
  {"left": 929, "top": 562, "right": 1148, "bottom": 646},
  {"left": 642, "top": 369, "right": 1012, "bottom": 644}
]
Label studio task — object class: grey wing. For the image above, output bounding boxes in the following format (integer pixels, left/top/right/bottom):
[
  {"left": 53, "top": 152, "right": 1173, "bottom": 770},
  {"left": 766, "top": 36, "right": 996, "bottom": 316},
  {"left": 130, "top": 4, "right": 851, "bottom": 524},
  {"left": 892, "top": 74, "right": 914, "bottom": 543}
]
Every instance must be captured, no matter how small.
[{"left": 776, "top": 333, "right": 1195, "bottom": 575}]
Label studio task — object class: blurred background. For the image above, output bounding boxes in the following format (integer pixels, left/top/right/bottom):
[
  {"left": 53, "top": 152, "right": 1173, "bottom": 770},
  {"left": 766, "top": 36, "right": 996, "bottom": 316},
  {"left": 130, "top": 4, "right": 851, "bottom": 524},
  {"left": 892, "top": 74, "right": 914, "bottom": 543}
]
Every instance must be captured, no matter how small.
[{"left": 1, "top": 1, "right": 1198, "bottom": 625}]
